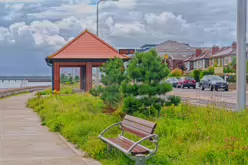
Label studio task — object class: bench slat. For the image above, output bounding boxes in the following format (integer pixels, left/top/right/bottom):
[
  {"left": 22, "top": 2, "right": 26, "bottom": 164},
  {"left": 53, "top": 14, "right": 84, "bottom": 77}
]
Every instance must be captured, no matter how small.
[
  {"left": 108, "top": 137, "right": 149, "bottom": 155},
  {"left": 122, "top": 124, "right": 150, "bottom": 138},
  {"left": 122, "top": 119, "right": 154, "bottom": 134},
  {"left": 124, "top": 115, "right": 156, "bottom": 129}
]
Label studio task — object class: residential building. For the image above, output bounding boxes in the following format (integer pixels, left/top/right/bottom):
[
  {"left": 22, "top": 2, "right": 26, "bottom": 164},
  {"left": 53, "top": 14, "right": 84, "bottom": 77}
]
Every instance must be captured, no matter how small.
[
  {"left": 184, "top": 46, "right": 219, "bottom": 71},
  {"left": 155, "top": 40, "right": 195, "bottom": 70},
  {"left": 210, "top": 42, "right": 237, "bottom": 67}
]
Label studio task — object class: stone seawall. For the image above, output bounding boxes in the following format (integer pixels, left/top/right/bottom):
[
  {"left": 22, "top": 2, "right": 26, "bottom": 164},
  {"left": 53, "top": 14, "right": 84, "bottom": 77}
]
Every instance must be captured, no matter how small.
[{"left": 0, "top": 86, "right": 50, "bottom": 98}]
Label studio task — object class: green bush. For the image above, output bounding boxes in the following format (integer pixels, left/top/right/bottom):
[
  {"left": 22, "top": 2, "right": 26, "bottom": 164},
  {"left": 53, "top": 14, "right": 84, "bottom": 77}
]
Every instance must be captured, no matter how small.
[
  {"left": 200, "top": 70, "right": 214, "bottom": 79},
  {"left": 191, "top": 69, "right": 201, "bottom": 82},
  {"left": 165, "top": 95, "right": 181, "bottom": 106},
  {"left": 28, "top": 96, "right": 248, "bottom": 165}
]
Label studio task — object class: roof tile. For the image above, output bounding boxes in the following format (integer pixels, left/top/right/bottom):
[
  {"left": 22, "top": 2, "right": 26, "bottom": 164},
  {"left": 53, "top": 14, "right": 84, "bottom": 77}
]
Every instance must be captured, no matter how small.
[{"left": 48, "top": 29, "right": 129, "bottom": 59}]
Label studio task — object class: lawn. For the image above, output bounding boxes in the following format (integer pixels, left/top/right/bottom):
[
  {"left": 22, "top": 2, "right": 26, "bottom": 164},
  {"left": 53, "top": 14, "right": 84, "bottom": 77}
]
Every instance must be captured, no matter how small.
[{"left": 27, "top": 94, "right": 248, "bottom": 165}]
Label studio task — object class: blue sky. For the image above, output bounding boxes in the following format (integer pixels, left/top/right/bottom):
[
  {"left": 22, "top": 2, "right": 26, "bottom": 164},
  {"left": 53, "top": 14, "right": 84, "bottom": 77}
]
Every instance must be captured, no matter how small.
[{"left": 0, "top": 0, "right": 239, "bottom": 75}]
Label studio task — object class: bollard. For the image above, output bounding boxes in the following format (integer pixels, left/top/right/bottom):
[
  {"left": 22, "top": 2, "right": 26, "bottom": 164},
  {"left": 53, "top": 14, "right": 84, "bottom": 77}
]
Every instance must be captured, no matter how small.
[{"left": 135, "top": 154, "right": 146, "bottom": 165}]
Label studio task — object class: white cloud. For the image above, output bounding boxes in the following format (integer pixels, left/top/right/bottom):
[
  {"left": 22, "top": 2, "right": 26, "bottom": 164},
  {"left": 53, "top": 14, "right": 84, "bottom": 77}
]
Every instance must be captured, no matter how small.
[
  {"left": 0, "top": 0, "right": 240, "bottom": 75},
  {"left": 0, "top": 0, "right": 38, "bottom": 2}
]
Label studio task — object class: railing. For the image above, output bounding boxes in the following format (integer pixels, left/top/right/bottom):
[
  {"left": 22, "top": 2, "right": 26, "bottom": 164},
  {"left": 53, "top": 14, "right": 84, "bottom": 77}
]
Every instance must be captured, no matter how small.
[{"left": 0, "top": 85, "right": 51, "bottom": 98}]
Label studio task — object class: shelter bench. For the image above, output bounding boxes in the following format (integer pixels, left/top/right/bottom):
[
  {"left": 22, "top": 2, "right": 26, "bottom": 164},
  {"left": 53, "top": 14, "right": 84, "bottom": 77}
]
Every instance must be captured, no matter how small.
[{"left": 99, "top": 115, "right": 159, "bottom": 165}]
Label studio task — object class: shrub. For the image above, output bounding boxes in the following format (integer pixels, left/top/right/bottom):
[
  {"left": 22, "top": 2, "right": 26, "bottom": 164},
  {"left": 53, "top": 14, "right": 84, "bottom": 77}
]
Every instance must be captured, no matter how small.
[
  {"left": 192, "top": 69, "right": 201, "bottom": 82},
  {"left": 165, "top": 95, "right": 181, "bottom": 106},
  {"left": 169, "top": 68, "right": 183, "bottom": 78}
]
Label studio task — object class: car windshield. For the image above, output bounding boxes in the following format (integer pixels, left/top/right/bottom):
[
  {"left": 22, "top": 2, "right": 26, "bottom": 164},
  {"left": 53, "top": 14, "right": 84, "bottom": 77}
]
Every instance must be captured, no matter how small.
[
  {"left": 211, "top": 76, "right": 223, "bottom": 81},
  {"left": 186, "top": 77, "right": 194, "bottom": 80}
]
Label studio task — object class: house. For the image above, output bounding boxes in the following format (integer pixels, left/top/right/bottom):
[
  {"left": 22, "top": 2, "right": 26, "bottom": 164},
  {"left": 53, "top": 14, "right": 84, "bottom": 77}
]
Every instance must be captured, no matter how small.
[
  {"left": 184, "top": 46, "right": 219, "bottom": 71},
  {"left": 155, "top": 40, "right": 195, "bottom": 70},
  {"left": 209, "top": 42, "right": 239, "bottom": 67}
]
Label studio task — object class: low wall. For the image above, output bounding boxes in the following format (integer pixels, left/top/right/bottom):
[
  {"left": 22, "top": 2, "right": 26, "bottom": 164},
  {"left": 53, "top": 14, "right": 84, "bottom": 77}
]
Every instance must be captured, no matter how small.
[
  {"left": 0, "top": 86, "right": 51, "bottom": 98},
  {"left": 228, "top": 83, "right": 248, "bottom": 90}
]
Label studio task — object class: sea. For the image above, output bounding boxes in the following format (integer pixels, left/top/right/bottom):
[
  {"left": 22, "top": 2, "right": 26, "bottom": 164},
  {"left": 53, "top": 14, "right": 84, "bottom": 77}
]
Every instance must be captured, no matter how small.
[{"left": 0, "top": 80, "right": 51, "bottom": 90}]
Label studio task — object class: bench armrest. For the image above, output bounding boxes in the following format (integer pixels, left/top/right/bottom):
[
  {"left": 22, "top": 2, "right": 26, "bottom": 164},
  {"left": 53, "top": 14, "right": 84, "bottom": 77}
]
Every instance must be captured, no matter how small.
[{"left": 98, "top": 122, "right": 121, "bottom": 137}]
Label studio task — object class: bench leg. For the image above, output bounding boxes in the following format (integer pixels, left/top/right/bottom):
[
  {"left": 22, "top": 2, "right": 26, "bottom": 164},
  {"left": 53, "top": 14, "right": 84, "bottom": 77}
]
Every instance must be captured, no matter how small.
[
  {"left": 107, "top": 144, "right": 112, "bottom": 152},
  {"left": 135, "top": 154, "right": 146, "bottom": 165}
]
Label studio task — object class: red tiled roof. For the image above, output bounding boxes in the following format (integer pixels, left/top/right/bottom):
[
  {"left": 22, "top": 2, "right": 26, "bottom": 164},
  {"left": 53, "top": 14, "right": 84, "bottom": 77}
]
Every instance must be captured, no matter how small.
[
  {"left": 184, "top": 49, "right": 211, "bottom": 62},
  {"left": 48, "top": 29, "right": 129, "bottom": 59}
]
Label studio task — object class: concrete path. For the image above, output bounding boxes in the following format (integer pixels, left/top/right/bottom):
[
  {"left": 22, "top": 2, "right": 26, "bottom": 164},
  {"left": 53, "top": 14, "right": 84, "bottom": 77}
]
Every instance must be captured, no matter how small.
[{"left": 0, "top": 93, "right": 101, "bottom": 165}]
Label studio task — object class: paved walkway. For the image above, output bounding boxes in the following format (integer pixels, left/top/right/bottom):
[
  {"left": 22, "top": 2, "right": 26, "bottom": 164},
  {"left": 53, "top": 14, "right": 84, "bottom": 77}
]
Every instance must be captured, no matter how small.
[{"left": 0, "top": 93, "right": 100, "bottom": 165}]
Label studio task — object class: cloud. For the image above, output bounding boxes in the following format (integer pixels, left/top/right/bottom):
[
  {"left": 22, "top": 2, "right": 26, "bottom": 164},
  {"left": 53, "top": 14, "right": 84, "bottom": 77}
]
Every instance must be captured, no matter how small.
[
  {"left": 0, "top": 0, "right": 240, "bottom": 75},
  {"left": 0, "top": 0, "right": 39, "bottom": 2}
]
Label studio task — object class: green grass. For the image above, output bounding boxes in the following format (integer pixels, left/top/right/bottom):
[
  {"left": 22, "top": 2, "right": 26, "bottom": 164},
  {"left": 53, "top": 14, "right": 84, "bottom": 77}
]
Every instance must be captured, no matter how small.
[
  {"left": 35, "top": 85, "right": 76, "bottom": 96},
  {"left": 27, "top": 94, "right": 248, "bottom": 165}
]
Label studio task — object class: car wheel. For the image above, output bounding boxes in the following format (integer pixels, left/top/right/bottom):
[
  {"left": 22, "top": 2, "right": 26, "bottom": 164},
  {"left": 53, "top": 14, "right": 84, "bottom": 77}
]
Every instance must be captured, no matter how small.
[
  {"left": 215, "top": 87, "right": 218, "bottom": 91},
  {"left": 193, "top": 86, "right": 196, "bottom": 89},
  {"left": 225, "top": 88, "right": 229, "bottom": 91},
  {"left": 188, "top": 86, "right": 190, "bottom": 89},
  {"left": 201, "top": 85, "right": 204, "bottom": 90},
  {"left": 210, "top": 85, "right": 214, "bottom": 91}
]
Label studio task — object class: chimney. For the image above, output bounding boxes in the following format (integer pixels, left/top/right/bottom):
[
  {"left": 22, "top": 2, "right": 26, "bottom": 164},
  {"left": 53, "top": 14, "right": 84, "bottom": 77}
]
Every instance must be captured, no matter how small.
[
  {"left": 232, "top": 42, "right": 236, "bottom": 49},
  {"left": 212, "top": 45, "right": 220, "bottom": 55},
  {"left": 195, "top": 48, "right": 202, "bottom": 57}
]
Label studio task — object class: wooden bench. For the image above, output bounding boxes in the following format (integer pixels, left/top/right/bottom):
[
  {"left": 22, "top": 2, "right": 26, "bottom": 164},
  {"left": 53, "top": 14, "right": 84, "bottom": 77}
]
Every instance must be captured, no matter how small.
[{"left": 99, "top": 115, "right": 159, "bottom": 165}]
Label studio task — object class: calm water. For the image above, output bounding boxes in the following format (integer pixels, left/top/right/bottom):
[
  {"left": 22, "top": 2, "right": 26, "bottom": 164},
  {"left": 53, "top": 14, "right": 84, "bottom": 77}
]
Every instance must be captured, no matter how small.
[{"left": 0, "top": 80, "right": 51, "bottom": 90}]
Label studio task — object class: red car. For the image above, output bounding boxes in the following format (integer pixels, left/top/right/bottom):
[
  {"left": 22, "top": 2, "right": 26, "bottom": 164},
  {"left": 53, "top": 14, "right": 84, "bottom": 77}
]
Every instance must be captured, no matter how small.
[{"left": 176, "top": 77, "right": 196, "bottom": 89}]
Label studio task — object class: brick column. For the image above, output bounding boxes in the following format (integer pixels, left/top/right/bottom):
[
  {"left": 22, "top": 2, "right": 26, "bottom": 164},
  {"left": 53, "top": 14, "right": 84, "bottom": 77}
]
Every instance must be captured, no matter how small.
[
  {"left": 80, "top": 66, "right": 86, "bottom": 91},
  {"left": 54, "top": 62, "right": 60, "bottom": 91},
  {"left": 86, "top": 62, "right": 92, "bottom": 92}
]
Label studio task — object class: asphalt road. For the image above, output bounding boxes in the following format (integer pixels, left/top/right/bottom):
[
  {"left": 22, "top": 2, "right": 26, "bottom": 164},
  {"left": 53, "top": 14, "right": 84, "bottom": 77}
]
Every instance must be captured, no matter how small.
[{"left": 168, "top": 88, "right": 248, "bottom": 111}]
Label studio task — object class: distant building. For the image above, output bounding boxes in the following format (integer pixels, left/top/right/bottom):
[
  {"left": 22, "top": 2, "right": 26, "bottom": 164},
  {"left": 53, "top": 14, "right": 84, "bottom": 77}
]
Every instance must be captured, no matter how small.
[{"left": 155, "top": 40, "right": 195, "bottom": 70}]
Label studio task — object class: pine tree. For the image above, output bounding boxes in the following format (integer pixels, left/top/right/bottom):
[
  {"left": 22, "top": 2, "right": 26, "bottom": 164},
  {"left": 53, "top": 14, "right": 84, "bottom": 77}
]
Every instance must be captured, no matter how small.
[
  {"left": 90, "top": 57, "right": 126, "bottom": 108},
  {"left": 122, "top": 49, "right": 172, "bottom": 117}
]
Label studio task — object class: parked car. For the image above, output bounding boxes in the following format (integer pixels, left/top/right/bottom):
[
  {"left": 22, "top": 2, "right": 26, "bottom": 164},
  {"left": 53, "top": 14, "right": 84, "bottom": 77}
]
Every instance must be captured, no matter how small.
[
  {"left": 176, "top": 77, "right": 196, "bottom": 89},
  {"left": 165, "top": 77, "right": 179, "bottom": 87},
  {"left": 200, "top": 75, "right": 228, "bottom": 91}
]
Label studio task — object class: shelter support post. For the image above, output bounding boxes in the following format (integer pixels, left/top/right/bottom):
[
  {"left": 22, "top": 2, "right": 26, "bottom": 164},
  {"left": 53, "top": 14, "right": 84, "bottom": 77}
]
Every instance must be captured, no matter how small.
[
  {"left": 54, "top": 62, "right": 60, "bottom": 92},
  {"left": 52, "top": 64, "right": 54, "bottom": 92},
  {"left": 86, "top": 62, "right": 92, "bottom": 92},
  {"left": 80, "top": 66, "right": 86, "bottom": 91}
]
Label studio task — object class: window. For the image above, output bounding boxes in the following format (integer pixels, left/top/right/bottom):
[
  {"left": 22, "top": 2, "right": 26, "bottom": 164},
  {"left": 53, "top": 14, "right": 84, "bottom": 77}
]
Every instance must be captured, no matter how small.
[
  {"left": 218, "top": 58, "right": 221, "bottom": 66},
  {"left": 194, "top": 61, "right": 196, "bottom": 68},
  {"left": 212, "top": 59, "right": 214, "bottom": 66},
  {"left": 224, "top": 57, "right": 229, "bottom": 65},
  {"left": 199, "top": 60, "right": 202, "bottom": 68}
]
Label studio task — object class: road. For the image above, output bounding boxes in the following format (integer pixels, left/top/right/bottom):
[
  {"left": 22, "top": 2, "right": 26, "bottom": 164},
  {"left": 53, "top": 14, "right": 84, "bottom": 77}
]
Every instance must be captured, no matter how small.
[{"left": 168, "top": 88, "right": 248, "bottom": 110}]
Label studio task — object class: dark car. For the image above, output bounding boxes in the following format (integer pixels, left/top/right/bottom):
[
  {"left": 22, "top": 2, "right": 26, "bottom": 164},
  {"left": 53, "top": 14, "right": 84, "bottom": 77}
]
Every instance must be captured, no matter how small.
[
  {"left": 165, "top": 77, "right": 179, "bottom": 87},
  {"left": 200, "top": 75, "right": 228, "bottom": 91},
  {"left": 176, "top": 77, "right": 196, "bottom": 89}
]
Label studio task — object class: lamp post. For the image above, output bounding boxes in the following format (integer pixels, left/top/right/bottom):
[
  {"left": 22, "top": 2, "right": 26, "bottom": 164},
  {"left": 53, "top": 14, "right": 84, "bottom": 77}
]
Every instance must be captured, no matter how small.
[
  {"left": 237, "top": 0, "right": 247, "bottom": 111},
  {"left": 96, "top": 0, "right": 119, "bottom": 85},
  {"left": 97, "top": 0, "right": 119, "bottom": 37}
]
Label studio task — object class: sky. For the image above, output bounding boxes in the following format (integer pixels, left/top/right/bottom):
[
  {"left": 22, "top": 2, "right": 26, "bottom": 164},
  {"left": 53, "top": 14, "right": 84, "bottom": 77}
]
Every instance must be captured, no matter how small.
[{"left": 0, "top": 0, "right": 241, "bottom": 75}]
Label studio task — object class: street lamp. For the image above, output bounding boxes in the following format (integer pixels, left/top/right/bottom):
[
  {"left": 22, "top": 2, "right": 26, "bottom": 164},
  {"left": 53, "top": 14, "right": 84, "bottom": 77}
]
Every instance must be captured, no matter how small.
[
  {"left": 237, "top": 0, "right": 247, "bottom": 111},
  {"left": 96, "top": 0, "right": 119, "bottom": 85},
  {"left": 97, "top": 0, "right": 119, "bottom": 36}
]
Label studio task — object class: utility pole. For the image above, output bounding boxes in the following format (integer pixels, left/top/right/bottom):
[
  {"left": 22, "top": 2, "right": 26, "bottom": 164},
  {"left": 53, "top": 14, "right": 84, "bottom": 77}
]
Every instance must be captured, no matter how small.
[{"left": 236, "top": 0, "right": 247, "bottom": 111}]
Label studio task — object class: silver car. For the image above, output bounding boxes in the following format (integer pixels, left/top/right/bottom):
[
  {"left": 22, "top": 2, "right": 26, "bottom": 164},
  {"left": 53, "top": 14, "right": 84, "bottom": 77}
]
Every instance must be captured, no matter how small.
[{"left": 200, "top": 75, "right": 229, "bottom": 91}]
